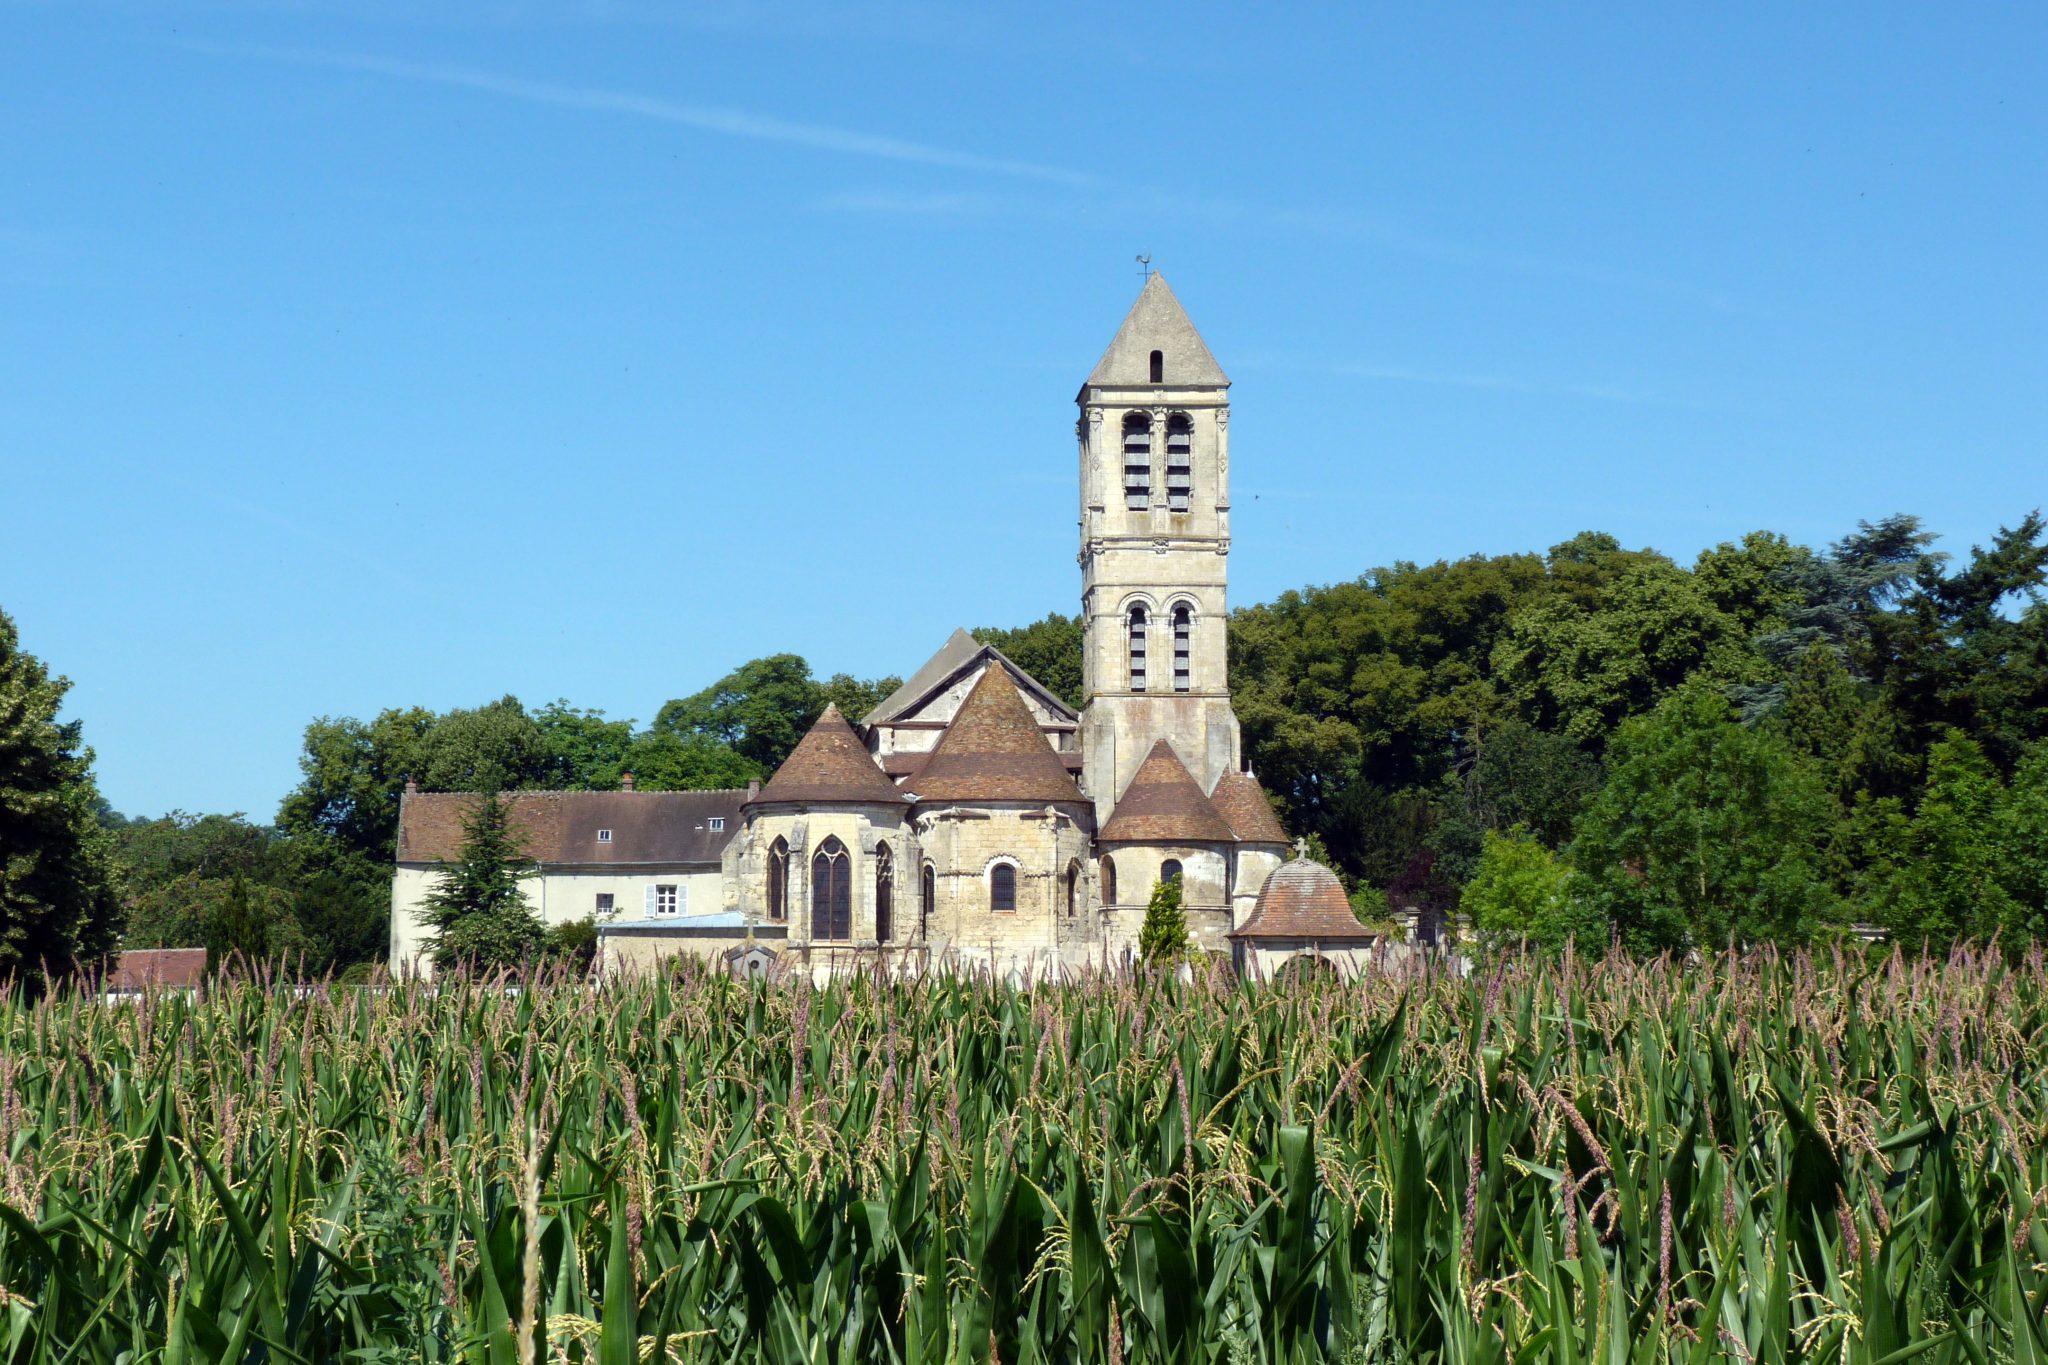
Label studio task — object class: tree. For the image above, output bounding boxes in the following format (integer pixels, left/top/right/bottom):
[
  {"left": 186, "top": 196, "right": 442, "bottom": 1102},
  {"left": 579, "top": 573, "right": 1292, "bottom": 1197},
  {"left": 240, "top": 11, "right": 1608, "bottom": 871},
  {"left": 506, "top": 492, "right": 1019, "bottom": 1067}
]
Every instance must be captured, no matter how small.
[
  {"left": 1570, "top": 687, "right": 1838, "bottom": 953},
  {"left": 1137, "top": 872, "right": 1188, "bottom": 965},
  {"left": 420, "top": 791, "right": 543, "bottom": 972},
  {"left": 619, "top": 731, "right": 762, "bottom": 791},
  {"left": 534, "top": 702, "right": 636, "bottom": 790},
  {"left": 0, "top": 608, "right": 122, "bottom": 986},
  {"left": 1992, "top": 744, "right": 2048, "bottom": 939},
  {"left": 653, "top": 655, "right": 839, "bottom": 772},
  {"left": 203, "top": 872, "right": 306, "bottom": 975},
  {"left": 1860, "top": 733, "right": 2019, "bottom": 944},
  {"left": 1461, "top": 722, "right": 1602, "bottom": 848},
  {"left": 1461, "top": 829, "right": 1591, "bottom": 951},
  {"left": 416, "top": 696, "right": 551, "bottom": 794}
]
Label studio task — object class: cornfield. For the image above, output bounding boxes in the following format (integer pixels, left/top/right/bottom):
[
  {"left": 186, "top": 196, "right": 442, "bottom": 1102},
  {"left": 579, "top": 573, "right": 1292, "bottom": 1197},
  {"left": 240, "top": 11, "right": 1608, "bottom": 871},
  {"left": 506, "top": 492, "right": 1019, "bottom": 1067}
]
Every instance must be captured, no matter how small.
[{"left": 3, "top": 948, "right": 2046, "bottom": 1363}]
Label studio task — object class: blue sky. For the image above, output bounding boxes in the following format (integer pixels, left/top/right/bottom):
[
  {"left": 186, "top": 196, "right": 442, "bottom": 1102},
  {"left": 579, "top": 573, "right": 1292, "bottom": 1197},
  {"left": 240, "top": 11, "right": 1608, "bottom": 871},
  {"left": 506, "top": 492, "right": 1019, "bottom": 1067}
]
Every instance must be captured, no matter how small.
[{"left": 2, "top": 2, "right": 2042, "bottom": 820}]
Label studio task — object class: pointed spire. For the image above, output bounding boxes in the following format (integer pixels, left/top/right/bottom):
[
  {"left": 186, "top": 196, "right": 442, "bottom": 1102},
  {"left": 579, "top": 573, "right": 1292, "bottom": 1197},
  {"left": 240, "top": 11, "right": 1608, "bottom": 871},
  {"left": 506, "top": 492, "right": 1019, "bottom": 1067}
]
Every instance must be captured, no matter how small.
[
  {"left": 750, "top": 703, "right": 906, "bottom": 805},
  {"left": 908, "top": 667, "right": 1085, "bottom": 803},
  {"left": 1085, "top": 273, "right": 1228, "bottom": 388},
  {"left": 1099, "top": 739, "right": 1236, "bottom": 843},
  {"left": 1210, "top": 769, "right": 1289, "bottom": 846}
]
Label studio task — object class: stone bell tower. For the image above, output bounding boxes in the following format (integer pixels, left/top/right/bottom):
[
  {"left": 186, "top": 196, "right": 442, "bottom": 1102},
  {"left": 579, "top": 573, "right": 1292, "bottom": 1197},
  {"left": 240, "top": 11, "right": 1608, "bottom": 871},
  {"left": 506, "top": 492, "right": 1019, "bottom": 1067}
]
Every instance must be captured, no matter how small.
[{"left": 1076, "top": 273, "right": 1242, "bottom": 821}]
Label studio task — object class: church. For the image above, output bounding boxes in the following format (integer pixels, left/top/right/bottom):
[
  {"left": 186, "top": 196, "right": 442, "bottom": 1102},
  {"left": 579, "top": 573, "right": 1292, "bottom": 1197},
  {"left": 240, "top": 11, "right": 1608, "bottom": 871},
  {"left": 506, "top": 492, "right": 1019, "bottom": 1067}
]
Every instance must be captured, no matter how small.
[{"left": 391, "top": 276, "right": 1379, "bottom": 977}]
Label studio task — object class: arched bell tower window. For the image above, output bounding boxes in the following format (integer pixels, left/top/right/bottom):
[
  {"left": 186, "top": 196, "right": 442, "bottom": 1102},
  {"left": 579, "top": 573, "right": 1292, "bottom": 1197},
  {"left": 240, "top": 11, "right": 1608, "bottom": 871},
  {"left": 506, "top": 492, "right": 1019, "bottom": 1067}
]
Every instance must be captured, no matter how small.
[
  {"left": 1121, "top": 412, "right": 1152, "bottom": 511},
  {"left": 766, "top": 837, "right": 789, "bottom": 921},
  {"left": 1127, "top": 605, "right": 1148, "bottom": 692},
  {"left": 1099, "top": 856, "right": 1117, "bottom": 907},
  {"left": 811, "top": 836, "right": 851, "bottom": 940},
  {"left": 874, "top": 843, "right": 893, "bottom": 942},
  {"left": 1171, "top": 604, "right": 1192, "bottom": 693},
  {"left": 1165, "top": 414, "right": 1192, "bottom": 512},
  {"left": 1149, "top": 349, "right": 1164, "bottom": 383}
]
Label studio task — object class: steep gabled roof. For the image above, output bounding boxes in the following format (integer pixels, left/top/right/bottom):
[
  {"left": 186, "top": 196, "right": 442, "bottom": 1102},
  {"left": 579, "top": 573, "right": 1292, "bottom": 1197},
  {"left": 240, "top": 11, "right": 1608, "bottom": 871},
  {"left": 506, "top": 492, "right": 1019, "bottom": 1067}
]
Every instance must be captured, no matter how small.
[
  {"left": 1210, "top": 769, "right": 1289, "bottom": 846},
  {"left": 862, "top": 628, "right": 1077, "bottom": 728},
  {"left": 751, "top": 705, "right": 907, "bottom": 806},
  {"left": 1099, "top": 739, "right": 1236, "bottom": 844},
  {"left": 1084, "top": 274, "right": 1229, "bottom": 389},
  {"left": 905, "top": 667, "right": 1086, "bottom": 804},
  {"left": 1230, "top": 856, "right": 1378, "bottom": 941}
]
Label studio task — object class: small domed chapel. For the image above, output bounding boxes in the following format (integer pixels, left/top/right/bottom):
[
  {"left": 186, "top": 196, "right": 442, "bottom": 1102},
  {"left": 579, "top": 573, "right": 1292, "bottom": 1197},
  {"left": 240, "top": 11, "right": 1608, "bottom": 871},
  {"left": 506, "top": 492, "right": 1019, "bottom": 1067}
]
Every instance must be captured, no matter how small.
[{"left": 392, "top": 276, "right": 1350, "bottom": 976}]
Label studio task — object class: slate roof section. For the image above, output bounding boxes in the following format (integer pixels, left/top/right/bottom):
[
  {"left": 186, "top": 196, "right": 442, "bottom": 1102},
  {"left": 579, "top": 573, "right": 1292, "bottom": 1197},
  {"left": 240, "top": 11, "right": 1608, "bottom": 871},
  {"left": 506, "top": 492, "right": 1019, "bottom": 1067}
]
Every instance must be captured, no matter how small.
[
  {"left": 1230, "top": 857, "right": 1378, "bottom": 941},
  {"left": 1084, "top": 274, "right": 1230, "bottom": 389},
  {"left": 751, "top": 705, "right": 908, "bottom": 806},
  {"left": 1210, "top": 769, "right": 1290, "bottom": 846},
  {"left": 104, "top": 948, "right": 207, "bottom": 991},
  {"left": 906, "top": 667, "right": 1087, "bottom": 804},
  {"left": 398, "top": 790, "right": 748, "bottom": 865},
  {"left": 863, "top": 628, "right": 1078, "bottom": 727},
  {"left": 1099, "top": 740, "right": 1237, "bottom": 844}
]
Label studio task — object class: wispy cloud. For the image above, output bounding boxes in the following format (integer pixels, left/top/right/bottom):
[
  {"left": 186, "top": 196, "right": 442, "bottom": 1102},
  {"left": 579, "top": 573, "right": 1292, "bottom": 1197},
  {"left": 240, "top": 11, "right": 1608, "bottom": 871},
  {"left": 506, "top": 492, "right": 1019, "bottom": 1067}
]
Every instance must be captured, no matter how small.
[{"left": 171, "top": 39, "right": 1096, "bottom": 186}]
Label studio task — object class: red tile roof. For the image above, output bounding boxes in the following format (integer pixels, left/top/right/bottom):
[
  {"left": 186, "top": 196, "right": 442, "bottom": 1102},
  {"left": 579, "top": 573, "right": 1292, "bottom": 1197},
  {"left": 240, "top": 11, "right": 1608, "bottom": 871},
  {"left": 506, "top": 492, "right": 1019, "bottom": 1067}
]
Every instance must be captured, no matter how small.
[
  {"left": 1210, "top": 770, "right": 1289, "bottom": 845},
  {"left": 752, "top": 705, "right": 907, "bottom": 806},
  {"left": 1099, "top": 740, "right": 1235, "bottom": 844},
  {"left": 398, "top": 790, "right": 745, "bottom": 864},
  {"left": 105, "top": 948, "right": 207, "bottom": 991},
  {"left": 1230, "top": 858, "right": 1379, "bottom": 941},
  {"left": 906, "top": 668, "right": 1086, "bottom": 804}
]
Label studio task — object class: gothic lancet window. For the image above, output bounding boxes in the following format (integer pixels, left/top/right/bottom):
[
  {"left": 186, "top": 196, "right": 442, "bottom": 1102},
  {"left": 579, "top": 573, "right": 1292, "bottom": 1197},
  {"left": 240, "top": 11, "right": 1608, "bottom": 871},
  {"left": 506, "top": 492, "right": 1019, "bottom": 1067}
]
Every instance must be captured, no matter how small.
[
  {"left": 921, "top": 862, "right": 935, "bottom": 934},
  {"left": 1099, "top": 856, "right": 1117, "bottom": 907},
  {"left": 1127, "top": 605, "right": 1148, "bottom": 692},
  {"left": 811, "top": 837, "right": 851, "bottom": 940},
  {"left": 1165, "top": 413, "right": 1192, "bottom": 512},
  {"left": 1122, "top": 412, "right": 1151, "bottom": 510},
  {"left": 1065, "top": 861, "right": 1080, "bottom": 918},
  {"left": 875, "top": 844, "right": 893, "bottom": 942},
  {"left": 1172, "top": 604, "right": 1192, "bottom": 693},
  {"left": 766, "top": 837, "right": 789, "bottom": 921},
  {"left": 990, "top": 863, "right": 1017, "bottom": 913}
]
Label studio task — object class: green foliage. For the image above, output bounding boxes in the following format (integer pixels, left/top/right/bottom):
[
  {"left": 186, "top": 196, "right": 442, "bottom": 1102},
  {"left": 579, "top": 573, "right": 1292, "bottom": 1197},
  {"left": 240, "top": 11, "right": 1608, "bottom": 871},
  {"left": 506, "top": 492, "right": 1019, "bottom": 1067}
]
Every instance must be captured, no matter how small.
[
  {"left": 1462, "top": 827, "right": 1591, "bottom": 950},
  {"left": 1346, "top": 880, "right": 1389, "bottom": 924},
  {"left": 1137, "top": 873, "right": 1188, "bottom": 964},
  {"left": 653, "top": 654, "right": 899, "bottom": 773},
  {"left": 421, "top": 791, "right": 542, "bottom": 972},
  {"left": 1572, "top": 687, "right": 1838, "bottom": 952},
  {"left": 0, "top": 607, "right": 122, "bottom": 986},
  {"left": 543, "top": 915, "right": 602, "bottom": 975},
  {"left": 2, "top": 953, "right": 2045, "bottom": 1362},
  {"left": 974, "top": 613, "right": 1085, "bottom": 709}
]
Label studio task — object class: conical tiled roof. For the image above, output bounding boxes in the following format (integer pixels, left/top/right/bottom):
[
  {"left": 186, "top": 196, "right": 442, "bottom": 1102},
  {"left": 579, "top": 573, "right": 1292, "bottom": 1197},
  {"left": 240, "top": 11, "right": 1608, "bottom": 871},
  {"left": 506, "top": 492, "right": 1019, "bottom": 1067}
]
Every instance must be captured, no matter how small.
[
  {"left": 1085, "top": 274, "right": 1229, "bottom": 388},
  {"left": 1099, "top": 740, "right": 1236, "bottom": 844},
  {"left": 1210, "top": 769, "right": 1289, "bottom": 846},
  {"left": 749, "top": 705, "right": 906, "bottom": 806},
  {"left": 1230, "top": 856, "right": 1377, "bottom": 941},
  {"left": 906, "top": 667, "right": 1085, "bottom": 804}
]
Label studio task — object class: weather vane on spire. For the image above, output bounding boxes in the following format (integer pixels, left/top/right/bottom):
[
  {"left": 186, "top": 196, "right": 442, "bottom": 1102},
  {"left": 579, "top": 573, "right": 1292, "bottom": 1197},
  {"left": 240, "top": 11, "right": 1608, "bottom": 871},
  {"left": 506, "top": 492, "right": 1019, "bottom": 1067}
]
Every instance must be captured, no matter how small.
[{"left": 1136, "top": 254, "right": 1154, "bottom": 280}]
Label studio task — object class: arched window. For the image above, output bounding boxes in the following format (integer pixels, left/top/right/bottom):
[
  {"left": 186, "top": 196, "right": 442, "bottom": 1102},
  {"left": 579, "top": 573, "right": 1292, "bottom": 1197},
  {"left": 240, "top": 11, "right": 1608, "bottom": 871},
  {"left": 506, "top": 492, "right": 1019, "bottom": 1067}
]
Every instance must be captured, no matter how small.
[
  {"left": 921, "top": 862, "right": 936, "bottom": 934},
  {"left": 811, "top": 836, "right": 851, "bottom": 940},
  {"left": 766, "top": 837, "right": 789, "bottom": 921},
  {"left": 990, "top": 863, "right": 1017, "bottom": 914},
  {"left": 1065, "top": 861, "right": 1080, "bottom": 918},
  {"left": 1172, "top": 604, "right": 1192, "bottom": 693},
  {"left": 1149, "top": 349, "right": 1164, "bottom": 383},
  {"left": 1128, "top": 605, "right": 1148, "bottom": 693},
  {"left": 1099, "top": 856, "right": 1117, "bottom": 907},
  {"left": 1160, "top": 859, "right": 1183, "bottom": 890},
  {"left": 875, "top": 844, "right": 893, "bottom": 942},
  {"left": 1165, "top": 414, "right": 1192, "bottom": 512},
  {"left": 1121, "top": 412, "right": 1151, "bottom": 511}
]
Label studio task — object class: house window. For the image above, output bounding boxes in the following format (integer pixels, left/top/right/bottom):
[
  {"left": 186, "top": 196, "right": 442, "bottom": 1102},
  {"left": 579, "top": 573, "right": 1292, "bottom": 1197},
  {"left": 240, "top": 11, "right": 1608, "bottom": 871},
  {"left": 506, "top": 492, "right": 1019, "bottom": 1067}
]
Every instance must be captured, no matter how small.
[
  {"left": 595, "top": 892, "right": 614, "bottom": 916},
  {"left": 1128, "top": 605, "right": 1148, "bottom": 692},
  {"left": 1122, "top": 412, "right": 1151, "bottom": 510},
  {"left": 1149, "top": 349, "right": 1164, "bottom": 383},
  {"left": 708, "top": 817, "right": 725, "bottom": 832},
  {"left": 921, "top": 862, "right": 936, "bottom": 934},
  {"left": 1172, "top": 604, "right": 1192, "bottom": 693},
  {"left": 597, "top": 829, "right": 613, "bottom": 844},
  {"left": 990, "top": 863, "right": 1017, "bottom": 913},
  {"left": 1099, "top": 856, "right": 1117, "bottom": 907},
  {"left": 767, "top": 837, "right": 788, "bottom": 921},
  {"left": 875, "top": 844, "right": 893, "bottom": 941},
  {"left": 1160, "top": 860, "right": 1183, "bottom": 890},
  {"left": 650, "top": 884, "right": 681, "bottom": 915},
  {"left": 1165, "top": 414, "right": 1192, "bottom": 512},
  {"left": 811, "top": 836, "right": 851, "bottom": 940}
]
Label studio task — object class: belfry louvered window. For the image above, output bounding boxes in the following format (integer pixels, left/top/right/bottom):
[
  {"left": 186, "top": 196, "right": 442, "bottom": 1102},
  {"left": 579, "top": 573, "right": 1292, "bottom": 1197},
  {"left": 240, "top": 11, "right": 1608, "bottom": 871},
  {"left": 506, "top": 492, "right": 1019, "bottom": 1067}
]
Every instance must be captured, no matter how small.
[
  {"left": 1172, "top": 604, "right": 1192, "bottom": 692},
  {"left": 1122, "top": 413, "right": 1152, "bottom": 511},
  {"left": 811, "top": 836, "right": 851, "bottom": 941},
  {"left": 1128, "top": 605, "right": 1148, "bottom": 692},
  {"left": 1165, "top": 414, "right": 1193, "bottom": 512}
]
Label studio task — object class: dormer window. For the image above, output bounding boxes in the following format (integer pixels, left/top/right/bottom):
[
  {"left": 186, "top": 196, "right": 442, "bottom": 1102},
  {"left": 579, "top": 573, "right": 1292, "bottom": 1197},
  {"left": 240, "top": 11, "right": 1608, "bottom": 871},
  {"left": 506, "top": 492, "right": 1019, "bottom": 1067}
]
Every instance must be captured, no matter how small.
[
  {"left": 596, "top": 829, "right": 613, "bottom": 843},
  {"left": 1149, "top": 349, "right": 1163, "bottom": 383},
  {"left": 708, "top": 817, "right": 724, "bottom": 832},
  {"left": 1121, "top": 412, "right": 1151, "bottom": 510},
  {"left": 1165, "top": 414, "right": 1192, "bottom": 512}
]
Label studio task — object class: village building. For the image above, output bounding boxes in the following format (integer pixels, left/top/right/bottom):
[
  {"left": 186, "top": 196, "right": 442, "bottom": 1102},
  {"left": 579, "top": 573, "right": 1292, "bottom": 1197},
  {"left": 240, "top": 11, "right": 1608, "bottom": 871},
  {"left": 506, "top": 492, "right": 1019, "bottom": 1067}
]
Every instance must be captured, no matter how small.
[{"left": 391, "top": 275, "right": 1359, "bottom": 978}]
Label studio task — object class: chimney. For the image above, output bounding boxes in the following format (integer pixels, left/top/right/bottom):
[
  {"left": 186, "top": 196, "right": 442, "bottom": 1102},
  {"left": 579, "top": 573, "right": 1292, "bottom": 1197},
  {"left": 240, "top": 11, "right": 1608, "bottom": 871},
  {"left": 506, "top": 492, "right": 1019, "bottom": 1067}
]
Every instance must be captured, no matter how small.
[
  {"left": 621, "top": 772, "right": 635, "bottom": 792},
  {"left": 746, "top": 778, "right": 761, "bottom": 801},
  {"left": 403, "top": 776, "right": 418, "bottom": 796}
]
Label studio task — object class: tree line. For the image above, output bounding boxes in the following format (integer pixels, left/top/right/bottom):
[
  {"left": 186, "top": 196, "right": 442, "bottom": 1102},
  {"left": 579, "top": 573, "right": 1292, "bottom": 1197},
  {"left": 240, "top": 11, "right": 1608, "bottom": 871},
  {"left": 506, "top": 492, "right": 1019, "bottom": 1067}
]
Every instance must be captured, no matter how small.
[{"left": 3, "top": 510, "right": 2044, "bottom": 985}]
